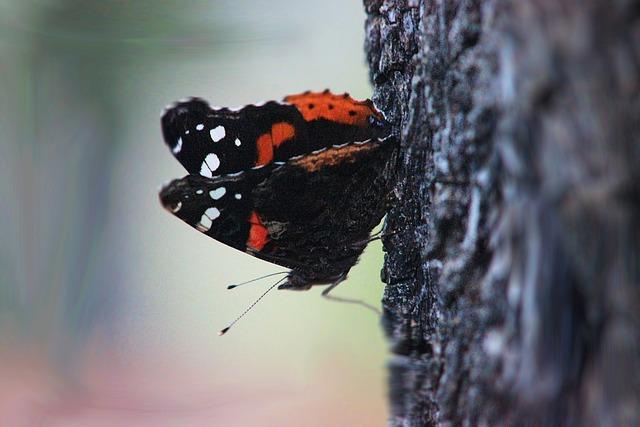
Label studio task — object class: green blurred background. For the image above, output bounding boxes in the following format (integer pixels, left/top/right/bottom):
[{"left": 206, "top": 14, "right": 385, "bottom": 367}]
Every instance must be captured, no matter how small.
[{"left": 0, "top": 1, "right": 388, "bottom": 425}]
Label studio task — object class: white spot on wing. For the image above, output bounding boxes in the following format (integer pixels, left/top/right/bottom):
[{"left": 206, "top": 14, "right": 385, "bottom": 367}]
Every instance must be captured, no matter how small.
[
  {"left": 204, "top": 207, "right": 220, "bottom": 220},
  {"left": 234, "top": 137, "right": 241, "bottom": 147},
  {"left": 210, "top": 187, "right": 226, "bottom": 200},
  {"left": 196, "top": 207, "right": 220, "bottom": 232},
  {"left": 200, "top": 163, "right": 212, "bottom": 178},
  {"left": 196, "top": 123, "right": 204, "bottom": 131},
  {"left": 196, "top": 189, "right": 204, "bottom": 195},
  {"left": 196, "top": 217, "right": 212, "bottom": 232},
  {"left": 172, "top": 137, "right": 183, "bottom": 154},
  {"left": 210, "top": 125, "right": 226, "bottom": 142},
  {"left": 185, "top": 130, "right": 190, "bottom": 135},
  {"left": 200, "top": 153, "right": 221, "bottom": 177},
  {"left": 235, "top": 193, "right": 242, "bottom": 200}
]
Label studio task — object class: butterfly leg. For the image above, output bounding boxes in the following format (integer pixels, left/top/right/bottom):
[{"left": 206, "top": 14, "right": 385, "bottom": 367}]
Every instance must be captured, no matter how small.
[
  {"left": 369, "top": 228, "right": 384, "bottom": 240},
  {"left": 349, "top": 229, "right": 384, "bottom": 249},
  {"left": 321, "top": 275, "right": 381, "bottom": 315},
  {"left": 350, "top": 225, "right": 432, "bottom": 249}
]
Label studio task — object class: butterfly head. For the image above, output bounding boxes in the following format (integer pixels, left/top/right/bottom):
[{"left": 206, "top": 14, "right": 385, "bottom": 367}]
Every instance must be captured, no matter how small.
[{"left": 368, "top": 114, "right": 392, "bottom": 137}]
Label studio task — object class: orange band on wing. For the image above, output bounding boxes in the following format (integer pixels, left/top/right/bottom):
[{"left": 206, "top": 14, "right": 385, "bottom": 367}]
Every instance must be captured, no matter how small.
[
  {"left": 247, "top": 211, "right": 269, "bottom": 251},
  {"left": 255, "top": 122, "right": 296, "bottom": 166},
  {"left": 271, "top": 122, "right": 295, "bottom": 147},
  {"left": 255, "top": 134, "right": 274, "bottom": 166},
  {"left": 284, "top": 91, "right": 383, "bottom": 127},
  {"left": 292, "top": 142, "right": 379, "bottom": 172}
]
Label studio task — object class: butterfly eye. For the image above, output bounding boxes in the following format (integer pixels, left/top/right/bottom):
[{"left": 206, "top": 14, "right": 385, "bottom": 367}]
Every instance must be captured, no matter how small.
[
  {"left": 368, "top": 115, "right": 391, "bottom": 135},
  {"left": 368, "top": 115, "right": 386, "bottom": 128}
]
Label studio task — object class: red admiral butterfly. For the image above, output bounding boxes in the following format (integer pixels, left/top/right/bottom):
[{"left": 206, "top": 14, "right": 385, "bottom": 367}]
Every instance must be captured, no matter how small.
[{"left": 159, "top": 90, "right": 396, "bottom": 333}]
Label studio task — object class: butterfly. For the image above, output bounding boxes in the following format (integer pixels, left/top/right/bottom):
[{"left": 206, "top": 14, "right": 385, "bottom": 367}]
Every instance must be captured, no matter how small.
[{"left": 159, "top": 90, "right": 396, "bottom": 330}]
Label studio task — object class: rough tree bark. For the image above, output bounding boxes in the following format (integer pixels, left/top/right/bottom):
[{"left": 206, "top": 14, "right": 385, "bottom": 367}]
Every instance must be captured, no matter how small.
[{"left": 364, "top": 1, "right": 640, "bottom": 425}]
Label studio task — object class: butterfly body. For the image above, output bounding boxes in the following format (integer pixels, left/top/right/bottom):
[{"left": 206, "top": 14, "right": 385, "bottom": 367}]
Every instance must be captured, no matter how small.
[{"left": 160, "top": 91, "right": 396, "bottom": 292}]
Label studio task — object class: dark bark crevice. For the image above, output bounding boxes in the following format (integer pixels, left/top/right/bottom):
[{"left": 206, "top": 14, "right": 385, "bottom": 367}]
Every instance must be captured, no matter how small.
[{"left": 366, "top": 0, "right": 640, "bottom": 425}]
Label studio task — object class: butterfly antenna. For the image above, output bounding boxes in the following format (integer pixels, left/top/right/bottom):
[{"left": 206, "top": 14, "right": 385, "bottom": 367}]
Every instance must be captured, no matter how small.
[
  {"left": 227, "top": 271, "right": 289, "bottom": 289},
  {"left": 219, "top": 275, "right": 288, "bottom": 336}
]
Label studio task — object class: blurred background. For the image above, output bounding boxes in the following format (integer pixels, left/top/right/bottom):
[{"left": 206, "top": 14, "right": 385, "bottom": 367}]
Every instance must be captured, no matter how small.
[{"left": 0, "top": 1, "right": 388, "bottom": 426}]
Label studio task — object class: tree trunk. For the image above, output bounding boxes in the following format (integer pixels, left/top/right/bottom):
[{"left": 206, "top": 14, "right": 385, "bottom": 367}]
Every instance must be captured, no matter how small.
[{"left": 364, "top": 0, "right": 640, "bottom": 425}]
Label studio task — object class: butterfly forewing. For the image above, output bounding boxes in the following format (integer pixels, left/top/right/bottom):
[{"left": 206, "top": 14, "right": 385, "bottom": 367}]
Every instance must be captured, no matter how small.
[{"left": 161, "top": 92, "right": 391, "bottom": 177}]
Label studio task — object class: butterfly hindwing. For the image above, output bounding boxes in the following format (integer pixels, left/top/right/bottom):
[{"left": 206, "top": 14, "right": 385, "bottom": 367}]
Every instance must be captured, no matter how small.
[
  {"left": 160, "top": 136, "right": 396, "bottom": 282},
  {"left": 251, "top": 137, "right": 397, "bottom": 279}
]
